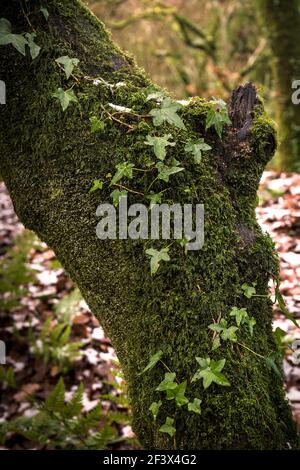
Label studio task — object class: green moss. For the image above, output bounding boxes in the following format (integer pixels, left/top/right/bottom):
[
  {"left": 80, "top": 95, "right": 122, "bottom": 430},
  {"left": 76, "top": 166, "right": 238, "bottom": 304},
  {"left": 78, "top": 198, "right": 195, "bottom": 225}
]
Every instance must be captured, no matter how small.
[{"left": 0, "top": 0, "right": 298, "bottom": 450}]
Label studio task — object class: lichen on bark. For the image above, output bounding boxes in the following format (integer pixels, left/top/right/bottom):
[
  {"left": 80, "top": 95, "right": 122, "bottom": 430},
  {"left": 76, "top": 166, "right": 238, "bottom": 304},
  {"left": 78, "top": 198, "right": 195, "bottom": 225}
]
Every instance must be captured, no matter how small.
[{"left": 0, "top": 0, "right": 299, "bottom": 449}]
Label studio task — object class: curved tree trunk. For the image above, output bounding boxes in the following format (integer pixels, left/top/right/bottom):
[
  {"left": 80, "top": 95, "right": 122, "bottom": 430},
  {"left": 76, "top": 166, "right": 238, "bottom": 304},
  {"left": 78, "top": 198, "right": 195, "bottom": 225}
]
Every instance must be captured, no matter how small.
[
  {"left": 257, "top": 0, "right": 300, "bottom": 172},
  {"left": 0, "top": 0, "right": 299, "bottom": 449}
]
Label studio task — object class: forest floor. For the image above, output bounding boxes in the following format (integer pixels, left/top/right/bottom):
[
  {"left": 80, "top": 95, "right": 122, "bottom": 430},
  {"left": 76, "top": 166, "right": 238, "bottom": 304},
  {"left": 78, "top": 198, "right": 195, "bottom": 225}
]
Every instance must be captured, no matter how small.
[{"left": 0, "top": 171, "right": 300, "bottom": 449}]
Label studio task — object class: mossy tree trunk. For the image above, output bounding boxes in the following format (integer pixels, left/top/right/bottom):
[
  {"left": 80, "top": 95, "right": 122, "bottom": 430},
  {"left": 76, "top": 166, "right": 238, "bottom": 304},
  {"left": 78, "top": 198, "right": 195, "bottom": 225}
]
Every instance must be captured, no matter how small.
[
  {"left": 0, "top": 0, "right": 299, "bottom": 449},
  {"left": 257, "top": 0, "right": 300, "bottom": 172}
]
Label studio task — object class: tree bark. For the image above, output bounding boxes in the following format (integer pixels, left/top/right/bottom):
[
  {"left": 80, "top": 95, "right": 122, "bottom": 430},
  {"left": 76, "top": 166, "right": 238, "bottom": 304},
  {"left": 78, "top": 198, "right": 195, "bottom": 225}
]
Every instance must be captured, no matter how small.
[
  {"left": 257, "top": 0, "right": 300, "bottom": 172},
  {"left": 0, "top": 0, "right": 299, "bottom": 449}
]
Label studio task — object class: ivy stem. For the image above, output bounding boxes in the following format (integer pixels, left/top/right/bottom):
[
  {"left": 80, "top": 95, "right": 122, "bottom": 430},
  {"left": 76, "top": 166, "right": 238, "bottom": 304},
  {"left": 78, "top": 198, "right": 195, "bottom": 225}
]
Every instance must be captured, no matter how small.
[
  {"left": 21, "top": 2, "right": 36, "bottom": 32},
  {"left": 147, "top": 176, "right": 159, "bottom": 192},
  {"left": 56, "top": 63, "right": 80, "bottom": 85},
  {"left": 166, "top": 240, "right": 176, "bottom": 250},
  {"left": 133, "top": 168, "right": 152, "bottom": 172},
  {"left": 160, "top": 360, "right": 173, "bottom": 374},
  {"left": 159, "top": 360, "right": 180, "bottom": 384},
  {"left": 113, "top": 183, "right": 144, "bottom": 196},
  {"left": 236, "top": 342, "right": 265, "bottom": 360},
  {"left": 101, "top": 105, "right": 135, "bottom": 130},
  {"left": 114, "top": 111, "right": 151, "bottom": 119}
]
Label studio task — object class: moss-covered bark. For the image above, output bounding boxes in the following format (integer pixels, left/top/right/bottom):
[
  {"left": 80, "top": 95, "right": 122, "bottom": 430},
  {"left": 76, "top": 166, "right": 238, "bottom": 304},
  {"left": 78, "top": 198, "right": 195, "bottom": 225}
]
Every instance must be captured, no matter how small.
[
  {"left": 257, "top": 0, "right": 300, "bottom": 172},
  {"left": 0, "top": 0, "right": 299, "bottom": 449}
]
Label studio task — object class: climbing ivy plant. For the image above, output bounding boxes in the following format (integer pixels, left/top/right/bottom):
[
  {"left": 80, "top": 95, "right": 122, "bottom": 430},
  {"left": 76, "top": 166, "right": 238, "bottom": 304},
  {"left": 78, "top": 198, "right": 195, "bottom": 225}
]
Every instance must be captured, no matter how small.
[
  {"left": 205, "top": 98, "right": 231, "bottom": 139},
  {"left": 0, "top": 18, "right": 41, "bottom": 58},
  {"left": 138, "top": 275, "right": 300, "bottom": 447}
]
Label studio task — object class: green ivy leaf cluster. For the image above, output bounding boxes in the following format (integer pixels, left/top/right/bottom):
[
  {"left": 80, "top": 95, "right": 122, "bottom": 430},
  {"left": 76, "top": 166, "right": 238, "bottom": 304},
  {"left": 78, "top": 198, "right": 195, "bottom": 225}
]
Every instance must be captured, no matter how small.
[
  {"left": 145, "top": 248, "right": 170, "bottom": 275},
  {"left": 55, "top": 56, "right": 79, "bottom": 79},
  {"left": 89, "top": 90, "right": 213, "bottom": 277},
  {"left": 52, "top": 88, "right": 78, "bottom": 112},
  {"left": 208, "top": 318, "right": 238, "bottom": 344},
  {"left": 110, "top": 162, "right": 134, "bottom": 186},
  {"left": 229, "top": 306, "right": 256, "bottom": 336},
  {"left": 90, "top": 116, "right": 105, "bottom": 134},
  {"left": 144, "top": 134, "right": 175, "bottom": 161},
  {"left": 110, "top": 189, "right": 128, "bottom": 207},
  {"left": 89, "top": 179, "right": 104, "bottom": 193},
  {"left": 192, "top": 357, "right": 230, "bottom": 389},
  {"left": 205, "top": 98, "right": 231, "bottom": 139},
  {"left": 241, "top": 282, "right": 257, "bottom": 299},
  {"left": 0, "top": 18, "right": 41, "bottom": 59},
  {"left": 155, "top": 161, "right": 184, "bottom": 183},
  {"left": 184, "top": 138, "right": 211, "bottom": 164},
  {"left": 140, "top": 350, "right": 203, "bottom": 441},
  {"left": 209, "top": 305, "right": 257, "bottom": 352},
  {"left": 150, "top": 97, "right": 186, "bottom": 130},
  {"left": 159, "top": 417, "right": 176, "bottom": 437}
]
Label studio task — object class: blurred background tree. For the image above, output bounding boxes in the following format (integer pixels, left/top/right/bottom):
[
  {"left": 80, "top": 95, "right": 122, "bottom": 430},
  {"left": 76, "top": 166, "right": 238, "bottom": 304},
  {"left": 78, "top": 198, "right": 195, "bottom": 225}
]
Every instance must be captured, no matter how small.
[
  {"left": 257, "top": 0, "right": 300, "bottom": 172},
  {"left": 87, "top": 0, "right": 300, "bottom": 172}
]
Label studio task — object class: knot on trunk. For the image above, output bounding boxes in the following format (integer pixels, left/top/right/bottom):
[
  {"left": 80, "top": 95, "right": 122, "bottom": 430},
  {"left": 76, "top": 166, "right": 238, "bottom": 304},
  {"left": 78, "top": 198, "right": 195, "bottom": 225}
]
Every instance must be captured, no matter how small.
[{"left": 229, "top": 82, "right": 257, "bottom": 141}]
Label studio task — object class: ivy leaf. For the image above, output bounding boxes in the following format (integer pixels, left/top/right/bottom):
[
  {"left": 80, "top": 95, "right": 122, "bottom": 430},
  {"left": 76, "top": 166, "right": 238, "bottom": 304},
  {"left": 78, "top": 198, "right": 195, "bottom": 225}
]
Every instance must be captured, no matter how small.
[
  {"left": 192, "top": 357, "right": 230, "bottom": 389},
  {"left": 110, "top": 189, "right": 128, "bottom": 207},
  {"left": 159, "top": 417, "right": 176, "bottom": 438},
  {"left": 273, "top": 326, "right": 287, "bottom": 353},
  {"left": 145, "top": 134, "right": 175, "bottom": 161},
  {"left": 55, "top": 56, "right": 79, "bottom": 79},
  {"left": 90, "top": 116, "right": 105, "bottom": 133},
  {"left": 145, "top": 247, "right": 170, "bottom": 275},
  {"left": 0, "top": 19, "right": 28, "bottom": 56},
  {"left": 188, "top": 398, "right": 202, "bottom": 415},
  {"left": 208, "top": 320, "right": 226, "bottom": 333},
  {"left": 90, "top": 180, "right": 104, "bottom": 193},
  {"left": 195, "top": 357, "right": 210, "bottom": 368},
  {"left": 177, "top": 236, "right": 190, "bottom": 255},
  {"left": 211, "top": 358, "right": 226, "bottom": 372},
  {"left": 40, "top": 7, "right": 49, "bottom": 21},
  {"left": 149, "top": 400, "right": 162, "bottom": 421},
  {"left": 146, "top": 192, "right": 162, "bottom": 209},
  {"left": 150, "top": 97, "right": 186, "bottom": 130},
  {"left": 184, "top": 138, "right": 211, "bottom": 164},
  {"left": 166, "top": 381, "right": 188, "bottom": 407},
  {"left": 205, "top": 98, "right": 231, "bottom": 139},
  {"left": 10, "top": 35, "right": 28, "bottom": 56},
  {"left": 274, "top": 283, "right": 300, "bottom": 328},
  {"left": 25, "top": 33, "right": 41, "bottom": 60},
  {"left": 155, "top": 162, "right": 184, "bottom": 183},
  {"left": 209, "top": 319, "right": 238, "bottom": 343},
  {"left": 211, "top": 335, "right": 221, "bottom": 351},
  {"left": 247, "top": 317, "right": 256, "bottom": 337},
  {"left": 229, "top": 307, "right": 249, "bottom": 327},
  {"left": 110, "top": 162, "right": 134, "bottom": 186},
  {"left": 241, "top": 282, "right": 256, "bottom": 299},
  {"left": 0, "top": 18, "right": 11, "bottom": 34},
  {"left": 221, "top": 326, "right": 238, "bottom": 342},
  {"left": 265, "top": 352, "right": 281, "bottom": 378},
  {"left": 139, "top": 350, "right": 163, "bottom": 375},
  {"left": 155, "top": 372, "right": 177, "bottom": 391},
  {"left": 52, "top": 88, "right": 78, "bottom": 111}
]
